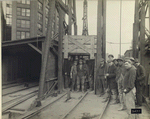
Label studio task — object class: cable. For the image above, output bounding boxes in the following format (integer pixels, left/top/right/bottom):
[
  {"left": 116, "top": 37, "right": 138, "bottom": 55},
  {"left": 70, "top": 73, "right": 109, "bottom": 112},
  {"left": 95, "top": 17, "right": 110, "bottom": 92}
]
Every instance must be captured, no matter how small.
[{"left": 106, "top": 41, "right": 131, "bottom": 44}]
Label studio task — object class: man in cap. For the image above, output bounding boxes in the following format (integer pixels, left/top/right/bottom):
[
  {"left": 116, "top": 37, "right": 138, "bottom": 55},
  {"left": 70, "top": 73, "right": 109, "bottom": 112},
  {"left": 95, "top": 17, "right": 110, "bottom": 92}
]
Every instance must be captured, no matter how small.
[
  {"left": 97, "top": 58, "right": 107, "bottom": 96},
  {"left": 108, "top": 54, "right": 114, "bottom": 62},
  {"left": 116, "top": 58, "right": 126, "bottom": 110},
  {"left": 104, "top": 59, "right": 117, "bottom": 104},
  {"left": 130, "top": 57, "right": 136, "bottom": 70},
  {"left": 113, "top": 59, "right": 118, "bottom": 67},
  {"left": 64, "top": 56, "right": 73, "bottom": 88},
  {"left": 123, "top": 60, "right": 136, "bottom": 119},
  {"left": 134, "top": 59, "right": 146, "bottom": 107}
]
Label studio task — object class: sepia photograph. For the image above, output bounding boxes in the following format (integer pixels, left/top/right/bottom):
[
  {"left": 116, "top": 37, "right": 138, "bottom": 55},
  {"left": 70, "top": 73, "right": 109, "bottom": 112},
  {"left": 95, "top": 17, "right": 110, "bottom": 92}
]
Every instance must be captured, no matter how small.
[{"left": 1, "top": 0, "right": 150, "bottom": 119}]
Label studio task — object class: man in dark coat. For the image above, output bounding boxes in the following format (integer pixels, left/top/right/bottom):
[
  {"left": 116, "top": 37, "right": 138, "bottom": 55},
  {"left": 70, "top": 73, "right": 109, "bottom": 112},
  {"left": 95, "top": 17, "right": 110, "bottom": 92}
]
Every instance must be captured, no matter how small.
[
  {"left": 134, "top": 59, "right": 146, "bottom": 107},
  {"left": 97, "top": 58, "right": 107, "bottom": 96},
  {"left": 123, "top": 60, "right": 136, "bottom": 119},
  {"left": 104, "top": 59, "right": 117, "bottom": 104},
  {"left": 64, "top": 56, "right": 73, "bottom": 88}
]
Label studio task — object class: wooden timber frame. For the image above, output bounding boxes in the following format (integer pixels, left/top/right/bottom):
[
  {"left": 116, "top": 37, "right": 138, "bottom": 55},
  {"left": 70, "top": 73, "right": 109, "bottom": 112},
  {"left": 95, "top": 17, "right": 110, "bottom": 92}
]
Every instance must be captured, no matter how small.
[
  {"left": 132, "top": 0, "right": 150, "bottom": 97},
  {"left": 95, "top": 0, "right": 106, "bottom": 94},
  {"left": 37, "top": 0, "right": 77, "bottom": 104},
  {"left": 63, "top": 35, "right": 96, "bottom": 59}
]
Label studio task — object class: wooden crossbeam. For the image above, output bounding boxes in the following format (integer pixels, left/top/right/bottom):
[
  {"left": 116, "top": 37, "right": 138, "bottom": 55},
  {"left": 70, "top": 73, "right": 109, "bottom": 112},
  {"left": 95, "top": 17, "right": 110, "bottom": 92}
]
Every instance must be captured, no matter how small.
[
  {"left": 28, "top": 43, "right": 42, "bottom": 54},
  {"left": 68, "top": 37, "right": 90, "bottom": 53}
]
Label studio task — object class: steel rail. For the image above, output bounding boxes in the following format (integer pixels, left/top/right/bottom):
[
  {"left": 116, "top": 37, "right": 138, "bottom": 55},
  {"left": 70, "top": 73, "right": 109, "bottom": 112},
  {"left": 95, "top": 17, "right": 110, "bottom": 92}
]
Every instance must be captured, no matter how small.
[
  {"left": 2, "top": 92, "right": 38, "bottom": 113},
  {"left": 99, "top": 95, "right": 111, "bottom": 119},
  {"left": 2, "top": 90, "right": 38, "bottom": 106},
  {"left": 19, "top": 92, "right": 67, "bottom": 119},
  {"left": 2, "top": 84, "right": 24, "bottom": 90},
  {"left": 61, "top": 91, "right": 89, "bottom": 119},
  {"left": 2, "top": 85, "right": 38, "bottom": 96}
]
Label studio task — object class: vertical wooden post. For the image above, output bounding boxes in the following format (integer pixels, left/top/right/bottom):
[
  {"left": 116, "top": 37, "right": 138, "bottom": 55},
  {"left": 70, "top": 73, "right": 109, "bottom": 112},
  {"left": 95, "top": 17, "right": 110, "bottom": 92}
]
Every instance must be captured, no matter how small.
[
  {"left": 73, "top": 0, "right": 77, "bottom": 35},
  {"left": 58, "top": 5, "right": 63, "bottom": 93},
  {"left": 133, "top": 0, "right": 139, "bottom": 59},
  {"left": 38, "top": 0, "right": 55, "bottom": 101},
  {"left": 102, "top": 0, "right": 106, "bottom": 61},
  {"left": 68, "top": 0, "right": 72, "bottom": 35},
  {"left": 140, "top": 1, "right": 145, "bottom": 66},
  {"left": 95, "top": 0, "right": 103, "bottom": 94},
  {"left": 149, "top": 1, "right": 150, "bottom": 31}
]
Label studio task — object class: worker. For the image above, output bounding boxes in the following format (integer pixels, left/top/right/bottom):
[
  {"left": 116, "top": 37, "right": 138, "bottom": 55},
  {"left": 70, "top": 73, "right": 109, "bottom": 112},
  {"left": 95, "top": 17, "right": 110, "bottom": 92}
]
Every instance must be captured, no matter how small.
[
  {"left": 108, "top": 54, "right": 114, "bottom": 61},
  {"left": 116, "top": 58, "right": 126, "bottom": 111},
  {"left": 83, "top": 58, "right": 89, "bottom": 91},
  {"left": 134, "top": 59, "right": 146, "bottom": 107},
  {"left": 64, "top": 56, "right": 73, "bottom": 88},
  {"left": 130, "top": 57, "right": 137, "bottom": 70},
  {"left": 103, "top": 59, "right": 117, "bottom": 104},
  {"left": 113, "top": 59, "right": 118, "bottom": 67},
  {"left": 77, "top": 58, "right": 88, "bottom": 92},
  {"left": 70, "top": 60, "right": 78, "bottom": 91},
  {"left": 97, "top": 58, "right": 107, "bottom": 97},
  {"left": 123, "top": 60, "right": 136, "bottom": 119}
]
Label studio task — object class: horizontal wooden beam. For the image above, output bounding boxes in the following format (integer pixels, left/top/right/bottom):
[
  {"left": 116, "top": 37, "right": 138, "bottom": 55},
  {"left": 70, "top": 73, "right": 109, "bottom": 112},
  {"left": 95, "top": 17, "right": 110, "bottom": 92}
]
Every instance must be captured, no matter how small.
[
  {"left": 45, "top": 77, "right": 57, "bottom": 82},
  {"left": 28, "top": 43, "right": 42, "bottom": 54},
  {"left": 2, "top": 36, "right": 45, "bottom": 47}
]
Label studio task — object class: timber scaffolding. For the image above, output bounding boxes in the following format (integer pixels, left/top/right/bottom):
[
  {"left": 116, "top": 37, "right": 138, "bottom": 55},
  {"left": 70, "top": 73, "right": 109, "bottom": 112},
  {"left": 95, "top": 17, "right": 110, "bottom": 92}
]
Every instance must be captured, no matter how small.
[
  {"left": 36, "top": 0, "right": 106, "bottom": 105},
  {"left": 132, "top": 0, "right": 150, "bottom": 99}
]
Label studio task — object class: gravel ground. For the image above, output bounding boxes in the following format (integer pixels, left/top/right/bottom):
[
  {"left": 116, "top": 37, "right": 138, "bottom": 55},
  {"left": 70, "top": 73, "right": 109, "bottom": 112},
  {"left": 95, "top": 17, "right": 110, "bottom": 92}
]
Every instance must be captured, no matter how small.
[{"left": 102, "top": 101, "right": 150, "bottom": 119}]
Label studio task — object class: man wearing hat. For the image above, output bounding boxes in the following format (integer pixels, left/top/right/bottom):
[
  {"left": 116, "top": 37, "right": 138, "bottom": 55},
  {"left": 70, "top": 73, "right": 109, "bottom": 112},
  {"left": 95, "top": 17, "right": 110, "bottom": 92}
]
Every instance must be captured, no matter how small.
[
  {"left": 123, "top": 60, "right": 136, "bottom": 119},
  {"left": 97, "top": 58, "right": 107, "bottom": 97},
  {"left": 130, "top": 57, "right": 136, "bottom": 70},
  {"left": 113, "top": 59, "right": 118, "bottom": 67},
  {"left": 134, "top": 59, "right": 146, "bottom": 107},
  {"left": 104, "top": 59, "right": 117, "bottom": 104},
  {"left": 116, "top": 58, "right": 126, "bottom": 110},
  {"left": 108, "top": 54, "right": 114, "bottom": 62}
]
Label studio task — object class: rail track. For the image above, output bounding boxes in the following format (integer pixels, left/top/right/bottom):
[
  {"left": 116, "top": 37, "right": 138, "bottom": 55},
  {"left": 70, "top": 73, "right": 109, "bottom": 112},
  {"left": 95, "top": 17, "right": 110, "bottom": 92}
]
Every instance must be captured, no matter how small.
[
  {"left": 19, "top": 91, "right": 111, "bottom": 119},
  {"left": 2, "top": 83, "right": 24, "bottom": 90},
  {"left": 62, "top": 92, "right": 111, "bottom": 119},
  {"left": 2, "top": 91, "right": 38, "bottom": 114},
  {"left": 2, "top": 84, "right": 38, "bottom": 96},
  {"left": 2, "top": 90, "right": 38, "bottom": 107},
  {"left": 2, "top": 86, "right": 39, "bottom": 114},
  {"left": 18, "top": 92, "right": 67, "bottom": 119}
]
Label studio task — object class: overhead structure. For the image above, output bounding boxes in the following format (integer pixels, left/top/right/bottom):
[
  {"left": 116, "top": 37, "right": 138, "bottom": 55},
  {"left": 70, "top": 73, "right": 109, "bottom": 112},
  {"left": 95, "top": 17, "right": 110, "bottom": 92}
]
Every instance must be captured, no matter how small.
[
  {"left": 37, "top": 0, "right": 77, "bottom": 105},
  {"left": 133, "top": 0, "right": 150, "bottom": 96},
  {"left": 82, "top": 0, "right": 89, "bottom": 36}
]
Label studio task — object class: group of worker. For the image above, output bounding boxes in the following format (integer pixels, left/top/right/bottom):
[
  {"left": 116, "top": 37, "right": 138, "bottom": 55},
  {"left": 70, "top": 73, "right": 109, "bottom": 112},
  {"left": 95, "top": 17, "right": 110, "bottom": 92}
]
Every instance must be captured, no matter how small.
[
  {"left": 64, "top": 54, "right": 145, "bottom": 119},
  {"left": 98, "top": 54, "right": 145, "bottom": 119},
  {"left": 64, "top": 56, "right": 94, "bottom": 92}
]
